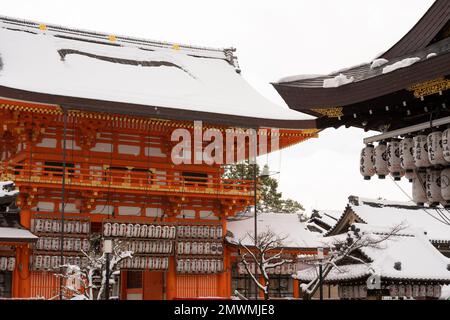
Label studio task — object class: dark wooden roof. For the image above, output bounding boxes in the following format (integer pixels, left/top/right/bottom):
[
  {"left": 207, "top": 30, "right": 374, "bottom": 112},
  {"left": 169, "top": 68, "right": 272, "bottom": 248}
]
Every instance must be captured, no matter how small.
[
  {"left": 381, "top": 0, "right": 450, "bottom": 59},
  {"left": 274, "top": 0, "right": 450, "bottom": 131},
  {"left": 0, "top": 85, "right": 317, "bottom": 130}
]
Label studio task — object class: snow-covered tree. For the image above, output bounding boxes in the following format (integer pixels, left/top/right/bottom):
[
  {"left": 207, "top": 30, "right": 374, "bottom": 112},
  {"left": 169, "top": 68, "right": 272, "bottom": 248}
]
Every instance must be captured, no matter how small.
[
  {"left": 237, "top": 228, "right": 292, "bottom": 300},
  {"left": 297, "top": 224, "right": 404, "bottom": 299},
  {"left": 58, "top": 237, "right": 132, "bottom": 300}
]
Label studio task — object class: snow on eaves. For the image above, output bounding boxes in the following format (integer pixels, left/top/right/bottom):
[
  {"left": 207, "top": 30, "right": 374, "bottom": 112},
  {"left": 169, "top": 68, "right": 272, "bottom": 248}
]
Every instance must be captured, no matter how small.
[
  {"left": 275, "top": 74, "right": 323, "bottom": 84},
  {"left": 370, "top": 58, "right": 389, "bottom": 70},
  {"left": 382, "top": 57, "right": 420, "bottom": 74},
  {"left": 0, "top": 20, "right": 309, "bottom": 121},
  {"left": 226, "top": 212, "right": 320, "bottom": 249},
  {"left": 322, "top": 73, "right": 355, "bottom": 88}
]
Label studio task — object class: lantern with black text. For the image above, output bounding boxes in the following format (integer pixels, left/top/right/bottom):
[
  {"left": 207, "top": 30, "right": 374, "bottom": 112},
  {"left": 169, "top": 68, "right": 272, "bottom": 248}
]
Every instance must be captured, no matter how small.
[
  {"left": 426, "top": 169, "right": 443, "bottom": 206},
  {"left": 412, "top": 170, "right": 427, "bottom": 205},
  {"left": 413, "top": 135, "right": 431, "bottom": 168},
  {"left": 442, "top": 128, "right": 450, "bottom": 162},
  {"left": 360, "top": 144, "right": 375, "bottom": 180},
  {"left": 427, "top": 131, "right": 447, "bottom": 165},
  {"left": 374, "top": 142, "right": 389, "bottom": 179},
  {"left": 388, "top": 139, "right": 403, "bottom": 180},
  {"left": 400, "top": 137, "right": 416, "bottom": 181},
  {"left": 441, "top": 168, "right": 450, "bottom": 206}
]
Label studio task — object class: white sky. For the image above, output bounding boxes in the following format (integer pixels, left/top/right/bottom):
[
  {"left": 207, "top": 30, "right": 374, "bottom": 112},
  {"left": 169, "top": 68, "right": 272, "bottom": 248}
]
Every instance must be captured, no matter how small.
[{"left": 2, "top": 0, "right": 436, "bottom": 212}]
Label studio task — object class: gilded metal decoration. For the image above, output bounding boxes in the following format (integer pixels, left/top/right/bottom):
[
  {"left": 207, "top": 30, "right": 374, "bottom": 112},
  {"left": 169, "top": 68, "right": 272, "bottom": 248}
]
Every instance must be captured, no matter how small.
[
  {"left": 408, "top": 77, "right": 450, "bottom": 98},
  {"left": 311, "top": 107, "right": 343, "bottom": 118}
]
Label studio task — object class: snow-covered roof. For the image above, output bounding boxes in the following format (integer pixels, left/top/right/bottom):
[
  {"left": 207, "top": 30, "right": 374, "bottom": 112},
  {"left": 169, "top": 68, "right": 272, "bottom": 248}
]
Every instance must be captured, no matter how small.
[
  {"left": 0, "top": 181, "right": 19, "bottom": 198},
  {"left": 306, "top": 209, "right": 343, "bottom": 236},
  {"left": 226, "top": 212, "right": 320, "bottom": 249},
  {"left": 296, "top": 224, "right": 450, "bottom": 283},
  {"left": 345, "top": 196, "right": 450, "bottom": 243},
  {"left": 0, "top": 16, "right": 310, "bottom": 122},
  {"left": 0, "top": 227, "right": 38, "bottom": 242}
]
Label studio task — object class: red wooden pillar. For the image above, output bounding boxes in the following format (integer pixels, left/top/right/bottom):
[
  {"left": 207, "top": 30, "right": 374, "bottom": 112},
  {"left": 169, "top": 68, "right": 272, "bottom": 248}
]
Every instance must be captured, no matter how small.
[
  {"left": 293, "top": 279, "right": 300, "bottom": 299},
  {"left": 18, "top": 245, "right": 31, "bottom": 298},
  {"left": 12, "top": 246, "right": 21, "bottom": 298},
  {"left": 165, "top": 256, "right": 177, "bottom": 300}
]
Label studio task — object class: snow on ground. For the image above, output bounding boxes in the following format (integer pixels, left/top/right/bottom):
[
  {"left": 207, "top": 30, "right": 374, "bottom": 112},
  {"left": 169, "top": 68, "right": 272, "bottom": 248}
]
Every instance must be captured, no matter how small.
[
  {"left": 322, "top": 73, "right": 354, "bottom": 88},
  {"left": 382, "top": 57, "right": 420, "bottom": 74}
]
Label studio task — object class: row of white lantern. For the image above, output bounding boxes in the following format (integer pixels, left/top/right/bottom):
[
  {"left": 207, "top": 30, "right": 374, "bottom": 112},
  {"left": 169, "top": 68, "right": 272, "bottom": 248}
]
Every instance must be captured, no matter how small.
[
  {"left": 176, "top": 259, "right": 223, "bottom": 274},
  {"left": 177, "top": 241, "right": 224, "bottom": 255},
  {"left": 411, "top": 168, "right": 450, "bottom": 206},
  {"left": 389, "top": 284, "right": 441, "bottom": 298},
  {"left": 338, "top": 285, "right": 368, "bottom": 299},
  {"left": 119, "top": 257, "right": 169, "bottom": 270},
  {"left": 32, "top": 255, "right": 89, "bottom": 270},
  {"left": 237, "top": 262, "right": 299, "bottom": 275},
  {"left": 35, "top": 237, "right": 90, "bottom": 252},
  {"left": 103, "top": 223, "right": 176, "bottom": 239},
  {"left": 178, "top": 225, "right": 223, "bottom": 239},
  {"left": 34, "top": 219, "right": 90, "bottom": 234},
  {"left": 122, "top": 240, "right": 173, "bottom": 254},
  {"left": 0, "top": 257, "right": 15, "bottom": 271},
  {"left": 360, "top": 130, "right": 450, "bottom": 181}
]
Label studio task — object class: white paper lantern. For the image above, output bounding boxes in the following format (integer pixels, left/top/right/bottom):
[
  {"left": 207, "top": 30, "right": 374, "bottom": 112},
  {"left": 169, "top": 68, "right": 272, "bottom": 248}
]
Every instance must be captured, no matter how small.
[
  {"left": 413, "top": 134, "right": 431, "bottom": 168},
  {"left": 428, "top": 131, "right": 447, "bottom": 165},
  {"left": 103, "top": 223, "right": 111, "bottom": 237},
  {"left": 148, "top": 225, "right": 155, "bottom": 238},
  {"left": 132, "top": 224, "right": 141, "bottom": 238},
  {"left": 119, "top": 224, "right": 126, "bottom": 237},
  {"left": 388, "top": 139, "right": 404, "bottom": 180},
  {"left": 360, "top": 144, "right": 375, "bottom": 180},
  {"left": 216, "top": 226, "right": 223, "bottom": 239},
  {"left": 441, "top": 168, "right": 450, "bottom": 202},
  {"left": 111, "top": 223, "right": 119, "bottom": 237},
  {"left": 169, "top": 226, "right": 176, "bottom": 239},
  {"left": 374, "top": 142, "right": 389, "bottom": 178},
  {"left": 7, "top": 257, "right": 15, "bottom": 271},
  {"left": 426, "top": 169, "right": 443, "bottom": 206},
  {"left": 140, "top": 225, "right": 148, "bottom": 238},
  {"left": 177, "top": 259, "right": 184, "bottom": 272},
  {"left": 412, "top": 170, "right": 427, "bottom": 205},
  {"left": 442, "top": 128, "right": 450, "bottom": 162}
]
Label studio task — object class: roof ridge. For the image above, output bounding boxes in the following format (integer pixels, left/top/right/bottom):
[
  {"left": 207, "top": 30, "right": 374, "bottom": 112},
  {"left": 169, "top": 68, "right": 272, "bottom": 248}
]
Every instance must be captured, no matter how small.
[{"left": 0, "top": 15, "right": 231, "bottom": 57}]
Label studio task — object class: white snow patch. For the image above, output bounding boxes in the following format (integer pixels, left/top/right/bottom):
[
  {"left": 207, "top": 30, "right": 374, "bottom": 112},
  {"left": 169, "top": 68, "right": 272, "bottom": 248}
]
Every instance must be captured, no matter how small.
[
  {"left": 426, "top": 53, "right": 437, "bottom": 59},
  {"left": 382, "top": 57, "right": 420, "bottom": 74},
  {"left": 323, "top": 73, "right": 355, "bottom": 88},
  {"left": 276, "top": 74, "right": 322, "bottom": 83},
  {"left": 370, "top": 58, "right": 389, "bottom": 70}
]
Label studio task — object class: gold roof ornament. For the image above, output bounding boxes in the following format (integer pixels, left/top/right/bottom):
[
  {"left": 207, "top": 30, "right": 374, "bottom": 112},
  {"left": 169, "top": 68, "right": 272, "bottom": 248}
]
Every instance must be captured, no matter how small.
[
  {"left": 311, "top": 107, "right": 344, "bottom": 118},
  {"left": 408, "top": 77, "right": 450, "bottom": 98}
]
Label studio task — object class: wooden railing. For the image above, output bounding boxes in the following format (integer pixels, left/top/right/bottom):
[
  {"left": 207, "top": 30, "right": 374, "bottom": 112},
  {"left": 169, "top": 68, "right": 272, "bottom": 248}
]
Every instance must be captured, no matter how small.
[{"left": 1, "top": 163, "right": 254, "bottom": 197}]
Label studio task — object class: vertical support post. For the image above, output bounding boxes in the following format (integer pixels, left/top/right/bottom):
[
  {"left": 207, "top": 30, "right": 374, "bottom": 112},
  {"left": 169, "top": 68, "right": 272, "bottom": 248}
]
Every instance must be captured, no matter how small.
[
  {"left": 253, "top": 160, "right": 258, "bottom": 300},
  {"left": 59, "top": 109, "right": 67, "bottom": 300},
  {"left": 319, "top": 263, "right": 323, "bottom": 301},
  {"left": 105, "top": 252, "right": 110, "bottom": 300}
]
